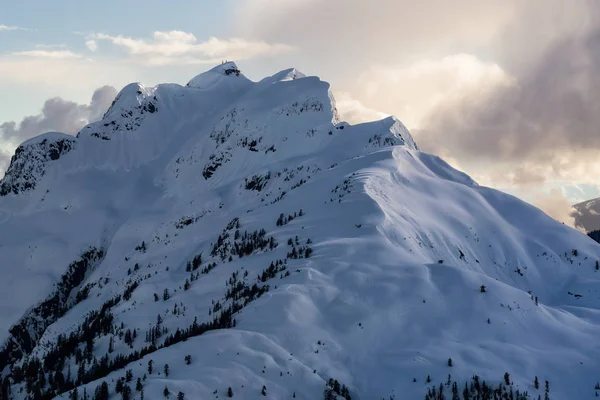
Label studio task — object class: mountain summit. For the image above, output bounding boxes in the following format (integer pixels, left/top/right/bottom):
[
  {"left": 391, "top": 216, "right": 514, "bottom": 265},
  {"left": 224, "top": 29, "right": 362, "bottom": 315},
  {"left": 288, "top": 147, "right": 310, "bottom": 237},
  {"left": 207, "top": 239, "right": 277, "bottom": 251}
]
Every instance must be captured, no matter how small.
[{"left": 0, "top": 63, "right": 599, "bottom": 400}]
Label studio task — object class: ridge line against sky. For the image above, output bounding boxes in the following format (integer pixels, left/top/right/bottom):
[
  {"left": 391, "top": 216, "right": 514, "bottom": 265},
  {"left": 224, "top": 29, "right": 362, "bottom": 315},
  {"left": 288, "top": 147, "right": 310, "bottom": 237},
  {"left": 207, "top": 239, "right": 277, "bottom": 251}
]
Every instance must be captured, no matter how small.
[{"left": 0, "top": 0, "right": 599, "bottom": 230}]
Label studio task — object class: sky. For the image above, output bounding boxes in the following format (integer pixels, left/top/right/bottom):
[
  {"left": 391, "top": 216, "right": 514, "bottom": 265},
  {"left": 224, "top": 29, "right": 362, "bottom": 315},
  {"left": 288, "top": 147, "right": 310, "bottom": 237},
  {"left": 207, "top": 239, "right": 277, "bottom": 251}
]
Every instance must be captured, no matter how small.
[{"left": 1, "top": 0, "right": 599, "bottom": 229}]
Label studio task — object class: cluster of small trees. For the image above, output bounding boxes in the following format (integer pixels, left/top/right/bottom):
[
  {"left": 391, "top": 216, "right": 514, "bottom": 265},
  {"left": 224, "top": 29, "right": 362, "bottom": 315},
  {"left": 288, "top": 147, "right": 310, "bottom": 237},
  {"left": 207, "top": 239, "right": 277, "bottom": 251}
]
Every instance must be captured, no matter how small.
[
  {"left": 286, "top": 236, "right": 313, "bottom": 259},
  {"left": 123, "top": 281, "right": 139, "bottom": 301},
  {"left": 145, "top": 315, "right": 166, "bottom": 346},
  {"left": 185, "top": 254, "right": 203, "bottom": 272},
  {"left": 210, "top": 217, "right": 276, "bottom": 261},
  {"left": 276, "top": 209, "right": 304, "bottom": 227},
  {"left": 135, "top": 241, "right": 147, "bottom": 252},
  {"left": 324, "top": 378, "right": 352, "bottom": 400},
  {"left": 330, "top": 178, "right": 354, "bottom": 202},
  {"left": 244, "top": 172, "right": 271, "bottom": 192},
  {"left": 422, "top": 373, "right": 540, "bottom": 400},
  {"left": 258, "top": 260, "right": 288, "bottom": 282}
]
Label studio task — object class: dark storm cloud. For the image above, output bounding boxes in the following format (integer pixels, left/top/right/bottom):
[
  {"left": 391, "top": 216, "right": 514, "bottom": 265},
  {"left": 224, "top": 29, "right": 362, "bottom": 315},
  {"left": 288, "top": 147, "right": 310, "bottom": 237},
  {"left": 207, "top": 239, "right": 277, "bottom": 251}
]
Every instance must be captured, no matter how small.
[
  {"left": 0, "top": 86, "right": 117, "bottom": 143},
  {"left": 418, "top": 3, "right": 600, "bottom": 164},
  {"left": 0, "top": 85, "right": 117, "bottom": 171}
]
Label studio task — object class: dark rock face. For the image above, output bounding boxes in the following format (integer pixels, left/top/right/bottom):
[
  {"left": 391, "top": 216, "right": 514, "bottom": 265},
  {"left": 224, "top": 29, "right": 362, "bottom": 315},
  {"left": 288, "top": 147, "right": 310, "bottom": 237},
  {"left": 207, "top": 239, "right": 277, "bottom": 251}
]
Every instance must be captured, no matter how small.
[
  {"left": 0, "top": 137, "right": 76, "bottom": 196},
  {"left": 80, "top": 96, "right": 159, "bottom": 140}
]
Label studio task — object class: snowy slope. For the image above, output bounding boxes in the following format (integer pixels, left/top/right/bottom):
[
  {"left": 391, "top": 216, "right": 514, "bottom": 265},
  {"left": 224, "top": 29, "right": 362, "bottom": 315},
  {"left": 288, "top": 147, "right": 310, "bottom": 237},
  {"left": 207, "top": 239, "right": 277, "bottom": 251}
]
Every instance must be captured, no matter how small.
[{"left": 1, "top": 62, "right": 600, "bottom": 400}]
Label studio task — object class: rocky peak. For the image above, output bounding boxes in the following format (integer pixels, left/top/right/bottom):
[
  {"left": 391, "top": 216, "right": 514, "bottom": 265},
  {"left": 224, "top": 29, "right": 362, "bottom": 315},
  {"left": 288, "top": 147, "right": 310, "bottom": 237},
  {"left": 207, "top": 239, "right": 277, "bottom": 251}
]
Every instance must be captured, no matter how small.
[{"left": 0, "top": 132, "right": 76, "bottom": 196}]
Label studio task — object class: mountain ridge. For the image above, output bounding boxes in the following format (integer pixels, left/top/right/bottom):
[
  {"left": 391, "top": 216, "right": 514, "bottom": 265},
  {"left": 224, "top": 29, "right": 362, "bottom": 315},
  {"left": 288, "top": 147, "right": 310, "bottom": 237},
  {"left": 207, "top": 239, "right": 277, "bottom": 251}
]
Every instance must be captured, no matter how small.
[{"left": 0, "top": 62, "right": 599, "bottom": 400}]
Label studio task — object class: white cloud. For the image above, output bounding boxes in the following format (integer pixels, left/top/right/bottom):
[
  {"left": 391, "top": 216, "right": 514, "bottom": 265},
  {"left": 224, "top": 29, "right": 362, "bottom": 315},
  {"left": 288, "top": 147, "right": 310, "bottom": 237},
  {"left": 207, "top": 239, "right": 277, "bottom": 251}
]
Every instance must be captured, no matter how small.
[
  {"left": 85, "top": 40, "right": 98, "bottom": 52},
  {"left": 531, "top": 189, "right": 582, "bottom": 230},
  {"left": 0, "top": 24, "right": 26, "bottom": 31},
  {"left": 89, "top": 31, "right": 294, "bottom": 66},
  {"left": 352, "top": 54, "right": 514, "bottom": 130},
  {"left": 334, "top": 91, "right": 389, "bottom": 125},
  {"left": 237, "top": 0, "right": 515, "bottom": 57},
  {"left": 0, "top": 55, "right": 136, "bottom": 95},
  {"left": 35, "top": 44, "right": 69, "bottom": 50},
  {"left": 12, "top": 50, "right": 84, "bottom": 59}
]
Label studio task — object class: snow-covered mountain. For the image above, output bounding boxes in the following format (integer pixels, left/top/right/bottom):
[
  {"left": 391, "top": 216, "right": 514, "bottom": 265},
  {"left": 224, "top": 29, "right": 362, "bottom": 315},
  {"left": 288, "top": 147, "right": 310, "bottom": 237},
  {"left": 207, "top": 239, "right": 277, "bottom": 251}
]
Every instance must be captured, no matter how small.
[
  {"left": 574, "top": 197, "right": 600, "bottom": 234},
  {"left": 1, "top": 62, "right": 600, "bottom": 400}
]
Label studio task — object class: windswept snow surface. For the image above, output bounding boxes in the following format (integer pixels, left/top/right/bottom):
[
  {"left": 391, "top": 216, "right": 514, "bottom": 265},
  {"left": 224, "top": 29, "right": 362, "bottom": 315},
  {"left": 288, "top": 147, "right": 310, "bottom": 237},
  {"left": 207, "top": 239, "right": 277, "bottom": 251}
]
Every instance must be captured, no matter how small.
[{"left": 1, "top": 63, "right": 600, "bottom": 400}]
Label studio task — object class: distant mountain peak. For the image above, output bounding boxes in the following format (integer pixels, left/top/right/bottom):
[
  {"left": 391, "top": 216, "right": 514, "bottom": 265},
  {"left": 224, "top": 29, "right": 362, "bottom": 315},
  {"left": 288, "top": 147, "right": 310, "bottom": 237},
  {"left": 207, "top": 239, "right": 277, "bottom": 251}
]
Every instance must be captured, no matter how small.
[
  {"left": 0, "top": 132, "right": 76, "bottom": 196},
  {"left": 186, "top": 60, "right": 251, "bottom": 90}
]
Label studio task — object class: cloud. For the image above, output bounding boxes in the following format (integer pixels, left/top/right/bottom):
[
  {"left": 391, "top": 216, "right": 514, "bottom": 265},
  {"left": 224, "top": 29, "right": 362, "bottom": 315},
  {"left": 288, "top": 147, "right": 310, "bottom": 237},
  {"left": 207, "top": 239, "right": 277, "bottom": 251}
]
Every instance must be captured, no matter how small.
[
  {"left": 0, "top": 54, "right": 138, "bottom": 93},
  {"left": 89, "top": 31, "right": 294, "bottom": 65},
  {"left": 392, "top": 1, "right": 600, "bottom": 171},
  {"left": 334, "top": 91, "right": 389, "bottom": 125},
  {"left": 511, "top": 167, "right": 547, "bottom": 187},
  {"left": 34, "top": 44, "right": 69, "bottom": 50},
  {"left": 0, "top": 25, "right": 26, "bottom": 31},
  {"left": 11, "top": 50, "right": 84, "bottom": 59},
  {"left": 417, "top": 35, "right": 600, "bottom": 164},
  {"left": 352, "top": 54, "right": 514, "bottom": 129},
  {"left": 85, "top": 40, "right": 98, "bottom": 52},
  {"left": 0, "top": 86, "right": 117, "bottom": 153},
  {"left": 238, "top": 0, "right": 514, "bottom": 64},
  {"left": 531, "top": 189, "right": 582, "bottom": 230}
]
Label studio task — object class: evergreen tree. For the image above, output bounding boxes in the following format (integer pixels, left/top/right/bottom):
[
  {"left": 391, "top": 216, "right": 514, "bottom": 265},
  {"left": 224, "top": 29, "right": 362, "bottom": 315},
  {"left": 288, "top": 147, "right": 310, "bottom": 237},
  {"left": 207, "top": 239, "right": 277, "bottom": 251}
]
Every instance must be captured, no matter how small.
[
  {"left": 185, "top": 355, "right": 192, "bottom": 365},
  {"left": 93, "top": 382, "right": 109, "bottom": 400},
  {"left": 77, "top": 362, "right": 86, "bottom": 384},
  {"left": 121, "top": 384, "right": 132, "bottom": 400},
  {"left": 480, "top": 285, "right": 487, "bottom": 293},
  {"left": 227, "top": 387, "right": 233, "bottom": 397},
  {"left": 164, "top": 364, "right": 170, "bottom": 377},
  {"left": 177, "top": 391, "right": 185, "bottom": 400},
  {"left": 124, "top": 329, "right": 132, "bottom": 346},
  {"left": 534, "top": 376, "right": 539, "bottom": 389},
  {"left": 136, "top": 378, "right": 143, "bottom": 392},
  {"left": 116, "top": 379, "right": 124, "bottom": 394},
  {"left": 262, "top": 385, "right": 267, "bottom": 396},
  {"left": 447, "top": 358, "right": 453, "bottom": 367},
  {"left": 148, "top": 360, "right": 154, "bottom": 374},
  {"left": 164, "top": 386, "right": 170, "bottom": 398},
  {"left": 163, "top": 288, "right": 170, "bottom": 301},
  {"left": 504, "top": 372, "right": 510, "bottom": 386}
]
